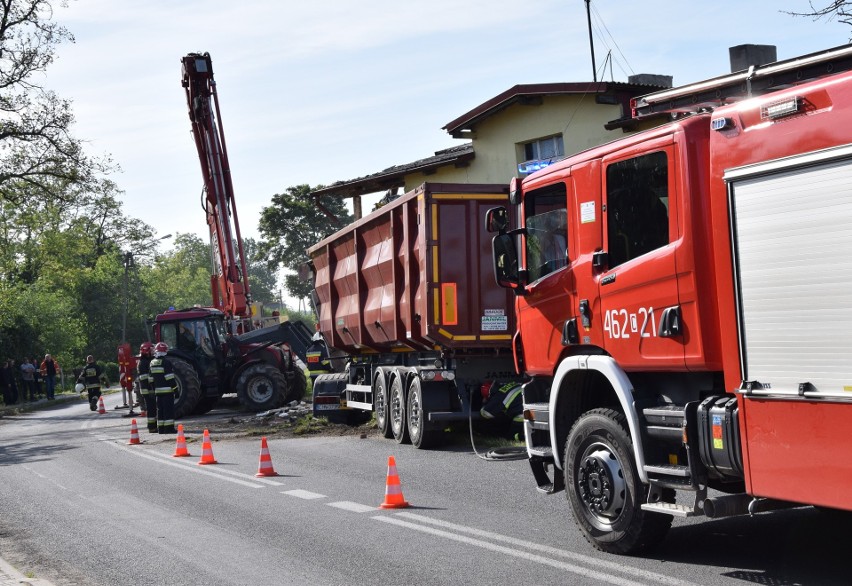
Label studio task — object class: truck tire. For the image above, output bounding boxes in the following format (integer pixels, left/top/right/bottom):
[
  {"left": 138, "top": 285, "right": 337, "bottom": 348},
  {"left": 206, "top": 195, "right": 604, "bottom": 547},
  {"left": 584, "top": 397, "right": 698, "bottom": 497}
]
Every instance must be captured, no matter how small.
[
  {"left": 236, "top": 363, "right": 287, "bottom": 412},
  {"left": 564, "top": 408, "right": 672, "bottom": 554},
  {"left": 389, "top": 375, "right": 409, "bottom": 444},
  {"left": 285, "top": 367, "right": 307, "bottom": 404},
  {"left": 406, "top": 377, "right": 440, "bottom": 449},
  {"left": 374, "top": 373, "right": 392, "bottom": 438},
  {"left": 170, "top": 357, "right": 202, "bottom": 419},
  {"left": 192, "top": 395, "right": 220, "bottom": 415}
]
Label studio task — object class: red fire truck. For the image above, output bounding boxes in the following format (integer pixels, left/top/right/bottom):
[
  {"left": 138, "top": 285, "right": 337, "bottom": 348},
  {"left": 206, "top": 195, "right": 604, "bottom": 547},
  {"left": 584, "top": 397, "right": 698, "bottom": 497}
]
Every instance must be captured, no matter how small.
[{"left": 487, "top": 44, "right": 852, "bottom": 553}]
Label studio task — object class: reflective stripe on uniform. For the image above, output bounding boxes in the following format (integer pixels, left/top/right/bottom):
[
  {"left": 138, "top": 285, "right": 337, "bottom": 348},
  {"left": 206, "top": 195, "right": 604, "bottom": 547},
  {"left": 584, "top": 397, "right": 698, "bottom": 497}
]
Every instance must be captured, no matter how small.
[{"left": 502, "top": 387, "right": 522, "bottom": 409}]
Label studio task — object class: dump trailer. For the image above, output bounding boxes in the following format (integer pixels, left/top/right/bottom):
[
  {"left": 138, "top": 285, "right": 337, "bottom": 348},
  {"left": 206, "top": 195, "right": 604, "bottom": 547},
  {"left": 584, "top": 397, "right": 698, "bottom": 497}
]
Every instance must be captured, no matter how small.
[
  {"left": 487, "top": 43, "right": 852, "bottom": 554},
  {"left": 307, "top": 183, "right": 516, "bottom": 448}
]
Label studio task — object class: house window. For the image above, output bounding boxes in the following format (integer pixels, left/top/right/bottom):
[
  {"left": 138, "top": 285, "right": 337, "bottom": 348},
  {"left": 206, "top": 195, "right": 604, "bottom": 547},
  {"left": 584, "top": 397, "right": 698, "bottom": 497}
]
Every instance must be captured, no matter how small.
[{"left": 519, "top": 135, "right": 565, "bottom": 174}]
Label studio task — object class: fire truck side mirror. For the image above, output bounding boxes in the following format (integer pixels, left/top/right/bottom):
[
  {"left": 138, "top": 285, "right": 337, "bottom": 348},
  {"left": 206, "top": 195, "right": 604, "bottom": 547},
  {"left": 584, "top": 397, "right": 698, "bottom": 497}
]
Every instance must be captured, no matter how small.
[
  {"left": 491, "top": 232, "right": 525, "bottom": 293},
  {"left": 485, "top": 207, "right": 509, "bottom": 234}
]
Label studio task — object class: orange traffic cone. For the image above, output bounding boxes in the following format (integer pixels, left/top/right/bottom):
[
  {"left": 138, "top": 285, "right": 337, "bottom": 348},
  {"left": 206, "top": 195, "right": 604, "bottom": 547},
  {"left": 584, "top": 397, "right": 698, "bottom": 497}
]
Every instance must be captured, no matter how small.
[
  {"left": 379, "top": 455, "right": 410, "bottom": 509},
  {"left": 127, "top": 419, "right": 142, "bottom": 445},
  {"left": 172, "top": 424, "right": 191, "bottom": 457},
  {"left": 197, "top": 429, "right": 217, "bottom": 465},
  {"left": 255, "top": 437, "right": 279, "bottom": 477},
  {"left": 97, "top": 396, "right": 106, "bottom": 414}
]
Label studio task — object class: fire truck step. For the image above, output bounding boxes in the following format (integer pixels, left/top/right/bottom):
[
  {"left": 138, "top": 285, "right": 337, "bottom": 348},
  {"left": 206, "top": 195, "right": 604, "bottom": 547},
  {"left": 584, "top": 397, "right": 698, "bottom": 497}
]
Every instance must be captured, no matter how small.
[{"left": 640, "top": 501, "right": 702, "bottom": 517}]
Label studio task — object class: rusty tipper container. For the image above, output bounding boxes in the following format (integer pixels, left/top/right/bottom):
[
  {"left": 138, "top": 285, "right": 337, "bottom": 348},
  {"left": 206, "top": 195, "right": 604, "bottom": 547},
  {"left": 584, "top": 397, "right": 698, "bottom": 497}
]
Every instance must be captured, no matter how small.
[{"left": 309, "top": 183, "right": 514, "bottom": 354}]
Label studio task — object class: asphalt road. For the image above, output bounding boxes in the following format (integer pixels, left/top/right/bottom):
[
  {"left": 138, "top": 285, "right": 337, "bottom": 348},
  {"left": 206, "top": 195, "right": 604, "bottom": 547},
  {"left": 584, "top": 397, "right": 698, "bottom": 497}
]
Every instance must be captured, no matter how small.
[{"left": 0, "top": 394, "right": 847, "bottom": 585}]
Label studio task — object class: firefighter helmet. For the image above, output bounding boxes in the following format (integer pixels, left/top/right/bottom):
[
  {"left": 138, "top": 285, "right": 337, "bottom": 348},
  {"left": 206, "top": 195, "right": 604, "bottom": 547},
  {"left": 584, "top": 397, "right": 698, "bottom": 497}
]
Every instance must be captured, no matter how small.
[
  {"left": 86, "top": 354, "right": 94, "bottom": 363},
  {"left": 75, "top": 383, "right": 85, "bottom": 393},
  {"left": 139, "top": 342, "right": 153, "bottom": 357},
  {"left": 154, "top": 342, "right": 169, "bottom": 357}
]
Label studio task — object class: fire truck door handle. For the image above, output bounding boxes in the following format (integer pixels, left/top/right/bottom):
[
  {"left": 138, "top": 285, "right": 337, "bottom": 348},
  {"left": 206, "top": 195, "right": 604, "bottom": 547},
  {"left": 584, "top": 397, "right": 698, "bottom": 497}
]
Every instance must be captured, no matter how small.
[
  {"left": 561, "top": 318, "right": 579, "bottom": 346},
  {"left": 658, "top": 305, "right": 682, "bottom": 337}
]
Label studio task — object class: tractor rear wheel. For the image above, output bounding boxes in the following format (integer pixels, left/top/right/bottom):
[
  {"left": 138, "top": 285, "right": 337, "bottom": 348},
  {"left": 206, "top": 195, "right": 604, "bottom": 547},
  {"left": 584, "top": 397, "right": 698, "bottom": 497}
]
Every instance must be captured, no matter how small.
[{"left": 170, "top": 357, "right": 202, "bottom": 419}]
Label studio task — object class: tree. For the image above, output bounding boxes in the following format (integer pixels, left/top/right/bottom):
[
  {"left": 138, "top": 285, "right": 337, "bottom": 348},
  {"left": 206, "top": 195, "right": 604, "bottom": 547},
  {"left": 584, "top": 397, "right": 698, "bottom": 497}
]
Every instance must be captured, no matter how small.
[
  {"left": 242, "top": 237, "right": 279, "bottom": 305},
  {"left": 784, "top": 2, "right": 852, "bottom": 35},
  {"left": 0, "top": 0, "right": 113, "bottom": 207},
  {"left": 258, "top": 184, "right": 352, "bottom": 301}
]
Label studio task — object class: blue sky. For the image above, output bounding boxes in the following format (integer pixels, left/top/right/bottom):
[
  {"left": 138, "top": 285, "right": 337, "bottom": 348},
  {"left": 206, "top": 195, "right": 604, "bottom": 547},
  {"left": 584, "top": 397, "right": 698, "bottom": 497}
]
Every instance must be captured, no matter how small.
[{"left": 47, "top": 0, "right": 850, "bottom": 249}]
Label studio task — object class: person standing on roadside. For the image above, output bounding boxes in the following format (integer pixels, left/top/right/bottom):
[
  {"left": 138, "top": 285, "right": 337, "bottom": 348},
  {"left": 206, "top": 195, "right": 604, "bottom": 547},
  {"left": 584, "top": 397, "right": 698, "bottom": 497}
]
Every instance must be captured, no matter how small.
[
  {"left": 77, "top": 355, "right": 104, "bottom": 411},
  {"left": 19, "top": 358, "right": 36, "bottom": 402},
  {"left": 1, "top": 360, "right": 16, "bottom": 405},
  {"left": 3, "top": 359, "right": 19, "bottom": 405},
  {"left": 136, "top": 342, "right": 157, "bottom": 433},
  {"left": 40, "top": 354, "right": 60, "bottom": 400},
  {"left": 31, "top": 359, "right": 42, "bottom": 398},
  {"left": 149, "top": 343, "right": 176, "bottom": 434}
]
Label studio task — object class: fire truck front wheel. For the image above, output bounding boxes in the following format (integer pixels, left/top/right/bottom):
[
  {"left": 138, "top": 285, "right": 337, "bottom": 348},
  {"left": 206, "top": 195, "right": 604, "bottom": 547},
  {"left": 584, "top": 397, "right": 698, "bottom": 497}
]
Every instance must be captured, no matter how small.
[
  {"left": 564, "top": 408, "right": 672, "bottom": 554},
  {"left": 236, "top": 363, "right": 287, "bottom": 412}
]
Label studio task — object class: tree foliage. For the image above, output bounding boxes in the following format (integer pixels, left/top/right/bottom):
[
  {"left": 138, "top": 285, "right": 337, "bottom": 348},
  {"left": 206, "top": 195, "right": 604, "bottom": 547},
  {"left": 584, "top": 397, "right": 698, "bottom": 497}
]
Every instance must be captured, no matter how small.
[
  {"left": 0, "top": 0, "right": 113, "bottom": 206},
  {"left": 243, "top": 236, "right": 279, "bottom": 306},
  {"left": 258, "top": 184, "right": 352, "bottom": 301}
]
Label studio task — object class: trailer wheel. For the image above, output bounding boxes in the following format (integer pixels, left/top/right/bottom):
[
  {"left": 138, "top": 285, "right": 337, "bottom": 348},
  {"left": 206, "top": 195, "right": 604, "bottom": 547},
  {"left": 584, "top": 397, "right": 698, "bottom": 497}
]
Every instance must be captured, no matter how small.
[
  {"left": 374, "top": 374, "right": 392, "bottom": 438},
  {"left": 564, "top": 408, "right": 672, "bottom": 554},
  {"left": 407, "top": 378, "right": 440, "bottom": 449},
  {"left": 236, "top": 363, "right": 287, "bottom": 412},
  {"left": 389, "top": 375, "right": 409, "bottom": 444},
  {"left": 170, "top": 357, "right": 202, "bottom": 419}
]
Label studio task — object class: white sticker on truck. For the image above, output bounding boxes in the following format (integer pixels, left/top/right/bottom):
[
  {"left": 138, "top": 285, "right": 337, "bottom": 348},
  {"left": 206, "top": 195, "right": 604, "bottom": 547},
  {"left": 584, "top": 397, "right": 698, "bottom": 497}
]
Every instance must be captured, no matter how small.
[{"left": 482, "top": 309, "right": 507, "bottom": 331}]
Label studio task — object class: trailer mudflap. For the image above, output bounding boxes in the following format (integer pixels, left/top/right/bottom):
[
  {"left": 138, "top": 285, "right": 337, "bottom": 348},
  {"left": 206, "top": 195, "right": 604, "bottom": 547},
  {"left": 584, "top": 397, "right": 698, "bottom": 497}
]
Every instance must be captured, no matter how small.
[{"left": 531, "top": 453, "right": 565, "bottom": 494}]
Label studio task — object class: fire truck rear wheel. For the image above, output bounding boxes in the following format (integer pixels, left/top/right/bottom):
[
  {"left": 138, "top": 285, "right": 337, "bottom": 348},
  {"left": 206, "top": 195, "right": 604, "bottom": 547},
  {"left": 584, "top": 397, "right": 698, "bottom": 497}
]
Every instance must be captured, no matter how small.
[
  {"left": 389, "top": 375, "right": 409, "bottom": 444},
  {"left": 374, "top": 374, "right": 392, "bottom": 438},
  {"left": 564, "top": 408, "right": 672, "bottom": 554},
  {"left": 171, "top": 357, "right": 202, "bottom": 419},
  {"left": 236, "top": 363, "right": 287, "bottom": 412}
]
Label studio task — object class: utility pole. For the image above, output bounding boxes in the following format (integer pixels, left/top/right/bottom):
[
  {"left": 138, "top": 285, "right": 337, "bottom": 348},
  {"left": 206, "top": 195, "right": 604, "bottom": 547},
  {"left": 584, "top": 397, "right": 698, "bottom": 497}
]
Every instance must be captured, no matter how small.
[{"left": 585, "top": 0, "right": 597, "bottom": 82}]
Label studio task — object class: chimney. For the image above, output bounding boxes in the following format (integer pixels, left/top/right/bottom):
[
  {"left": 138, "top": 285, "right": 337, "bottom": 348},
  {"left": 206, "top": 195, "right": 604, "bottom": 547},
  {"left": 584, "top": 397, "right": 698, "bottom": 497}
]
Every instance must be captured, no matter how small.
[
  {"left": 629, "top": 73, "right": 673, "bottom": 88},
  {"left": 729, "top": 44, "right": 777, "bottom": 73}
]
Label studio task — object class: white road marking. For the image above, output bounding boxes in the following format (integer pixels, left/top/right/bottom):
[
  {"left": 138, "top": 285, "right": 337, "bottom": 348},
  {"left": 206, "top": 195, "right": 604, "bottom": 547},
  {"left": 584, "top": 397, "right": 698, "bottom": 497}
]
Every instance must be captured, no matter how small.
[
  {"left": 390, "top": 512, "right": 699, "bottom": 586},
  {"left": 145, "top": 451, "right": 284, "bottom": 486},
  {"left": 282, "top": 489, "right": 326, "bottom": 500},
  {"left": 326, "top": 501, "right": 376, "bottom": 513},
  {"left": 374, "top": 515, "right": 647, "bottom": 586},
  {"left": 100, "top": 440, "right": 265, "bottom": 489}
]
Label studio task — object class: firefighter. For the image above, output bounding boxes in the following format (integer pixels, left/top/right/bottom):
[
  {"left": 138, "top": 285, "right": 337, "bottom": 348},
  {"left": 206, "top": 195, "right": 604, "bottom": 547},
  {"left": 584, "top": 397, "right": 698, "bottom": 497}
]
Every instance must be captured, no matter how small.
[
  {"left": 305, "top": 325, "right": 333, "bottom": 384},
  {"left": 479, "top": 381, "right": 524, "bottom": 439},
  {"left": 77, "top": 355, "right": 105, "bottom": 411},
  {"left": 137, "top": 342, "right": 157, "bottom": 433},
  {"left": 149, "top": 342, "right": 176, "bottom": 434}
]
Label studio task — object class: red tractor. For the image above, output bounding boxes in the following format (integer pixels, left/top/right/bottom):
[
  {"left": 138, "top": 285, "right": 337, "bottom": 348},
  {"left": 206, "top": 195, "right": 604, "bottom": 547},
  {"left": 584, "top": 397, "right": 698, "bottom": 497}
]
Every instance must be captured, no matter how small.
[{"left": 152, "top": 307, "right": 307, "bottom": 417}]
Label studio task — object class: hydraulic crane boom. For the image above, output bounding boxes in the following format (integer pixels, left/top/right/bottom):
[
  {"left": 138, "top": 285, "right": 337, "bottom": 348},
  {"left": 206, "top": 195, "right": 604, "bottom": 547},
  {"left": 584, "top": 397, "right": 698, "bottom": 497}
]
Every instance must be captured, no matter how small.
[{"left": 181, "top": 52, "right": 251, "bottom": 319}]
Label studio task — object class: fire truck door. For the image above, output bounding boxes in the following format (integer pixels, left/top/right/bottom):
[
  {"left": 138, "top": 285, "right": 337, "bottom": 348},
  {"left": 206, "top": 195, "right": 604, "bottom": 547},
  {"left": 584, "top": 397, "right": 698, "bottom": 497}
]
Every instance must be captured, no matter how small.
[
  {"left": 598, "top": 147, "right": 685, "bottom": 369},
  {"left": 516, "top": 181, "right": 573, "bottom": 375}
]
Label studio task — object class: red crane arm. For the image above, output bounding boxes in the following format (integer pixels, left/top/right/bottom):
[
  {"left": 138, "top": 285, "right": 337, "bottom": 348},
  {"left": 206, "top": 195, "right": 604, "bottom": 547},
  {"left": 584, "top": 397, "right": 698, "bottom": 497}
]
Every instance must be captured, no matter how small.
[{"left": 181, "top": 52, "right": 251, "bottom": 318}]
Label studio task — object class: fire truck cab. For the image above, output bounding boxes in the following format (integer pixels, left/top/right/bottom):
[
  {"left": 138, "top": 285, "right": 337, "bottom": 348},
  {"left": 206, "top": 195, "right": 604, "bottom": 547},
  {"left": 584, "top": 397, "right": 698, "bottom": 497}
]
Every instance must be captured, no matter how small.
[{"left": 489, "top": 44, "right": 852, "bottom": 553}]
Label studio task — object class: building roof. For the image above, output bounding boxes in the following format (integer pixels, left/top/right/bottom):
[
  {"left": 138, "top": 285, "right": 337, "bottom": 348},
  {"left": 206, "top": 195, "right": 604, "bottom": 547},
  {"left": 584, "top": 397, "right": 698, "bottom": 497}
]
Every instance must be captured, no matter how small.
[
  {"left": 311, "top": 143, "right": 474, "bottom": 199},
  {"left": 313, "top": 79, "right": 669, "bottom": 200},
  {"left": 442, "top": 81, "right": 667, "bottom": 137}
]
